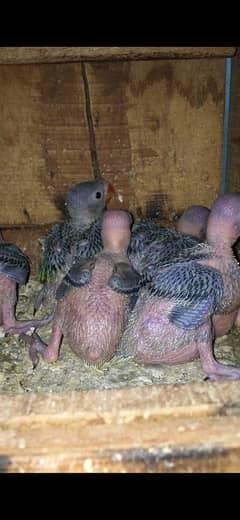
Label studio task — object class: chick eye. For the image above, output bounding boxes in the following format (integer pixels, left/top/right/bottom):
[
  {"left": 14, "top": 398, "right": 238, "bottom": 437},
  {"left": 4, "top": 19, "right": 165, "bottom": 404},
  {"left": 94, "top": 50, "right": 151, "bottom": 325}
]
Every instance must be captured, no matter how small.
[{"left": 95, "top": 192, "right": 102, "bottom": 199}]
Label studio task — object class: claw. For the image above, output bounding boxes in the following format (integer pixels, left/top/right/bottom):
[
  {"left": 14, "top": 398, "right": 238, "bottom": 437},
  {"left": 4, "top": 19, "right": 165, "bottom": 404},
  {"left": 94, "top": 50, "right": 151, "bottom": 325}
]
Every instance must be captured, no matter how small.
[{"left": 20, "top": 331, "right": 47, "bottom": 369}]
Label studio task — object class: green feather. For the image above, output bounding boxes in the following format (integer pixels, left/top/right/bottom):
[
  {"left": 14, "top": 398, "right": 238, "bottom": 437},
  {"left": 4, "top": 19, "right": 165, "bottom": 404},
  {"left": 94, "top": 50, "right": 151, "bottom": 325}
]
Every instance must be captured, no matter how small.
[{"left": 39, "top": 258, "right": 53, "bottom": 283}]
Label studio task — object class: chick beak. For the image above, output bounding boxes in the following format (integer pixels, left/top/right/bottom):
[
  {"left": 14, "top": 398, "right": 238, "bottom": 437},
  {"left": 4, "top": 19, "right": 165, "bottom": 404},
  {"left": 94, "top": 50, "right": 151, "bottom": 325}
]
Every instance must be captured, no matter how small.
[{"left": 104, "top": 181, "right": 118, "bottom": 204}]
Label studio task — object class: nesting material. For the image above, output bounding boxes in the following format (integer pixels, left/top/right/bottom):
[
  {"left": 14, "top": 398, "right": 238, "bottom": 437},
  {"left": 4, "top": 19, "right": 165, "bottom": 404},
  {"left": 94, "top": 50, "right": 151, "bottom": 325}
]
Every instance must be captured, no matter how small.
[{"left": 0, "top": 280, "right": 240, "bottom": 394}]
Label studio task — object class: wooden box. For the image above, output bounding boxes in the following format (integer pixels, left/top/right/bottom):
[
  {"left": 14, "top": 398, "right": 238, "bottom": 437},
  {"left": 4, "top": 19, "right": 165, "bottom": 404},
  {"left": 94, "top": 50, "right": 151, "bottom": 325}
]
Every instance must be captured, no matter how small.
[{"left": 0, "top": 47, "right": 240, "bottom": 473}]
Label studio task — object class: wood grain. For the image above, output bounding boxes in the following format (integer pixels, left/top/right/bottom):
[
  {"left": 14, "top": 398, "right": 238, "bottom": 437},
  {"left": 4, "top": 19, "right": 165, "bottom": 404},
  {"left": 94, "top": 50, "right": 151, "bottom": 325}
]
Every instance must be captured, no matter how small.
[
  {"left": 0, "top": 47, "right": 236, "bottom": 64},
  {"left": 1, "top": 416, "right": 240, "bottom": 473},
  {"left": 0, "top": 381, "right": 240, "bottom": 472},
  {"left": 0, "top": 59, "right": 226, "bottom": 224},
  {"left": 86, "top": 59, "right": 225, "bottom": 219},
  {"left": 226, "top": 51, "right": 240, "bottom": 191},
  {"left": 0, "top": 63, "right": 93, "bottom": 225},
  {"left": 0, "top": 380, "right": 239, "bottom": 426}
]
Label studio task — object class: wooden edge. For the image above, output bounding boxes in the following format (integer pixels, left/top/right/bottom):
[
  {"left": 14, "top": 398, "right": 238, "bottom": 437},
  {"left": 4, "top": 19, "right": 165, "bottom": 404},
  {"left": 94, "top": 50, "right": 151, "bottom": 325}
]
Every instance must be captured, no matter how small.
[
  {"left": 1, "top": 381, "right": 240, "bottom": 472},
  {"left": 1, "top": 443, "right": 240, "bottom": 473},
  {"left": 1, "top": 413, "right": 240, "bottom": 472},
  {"left": 0, "top": 47, "right": 237, "bottom": 64},
  {"left": 226, "top": 46, "right": 240, "bottom": 191},
  {"left": 0, "top": 380, "right": 239, "bottom": 427}
]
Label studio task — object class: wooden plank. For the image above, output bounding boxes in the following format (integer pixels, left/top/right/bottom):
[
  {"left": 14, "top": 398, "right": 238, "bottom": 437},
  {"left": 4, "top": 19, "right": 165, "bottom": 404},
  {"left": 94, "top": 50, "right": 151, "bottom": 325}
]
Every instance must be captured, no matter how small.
[
  {"left": 0, "top": 59, "right": 227, "bottom": 226},
  {"left": 1, "top": 382, "right": 240, "bottom": 472},
  {"left": 86, "top": 59, "right": 225, "bottom": 219},
  {"left": 1, "top": 416, "right": 240, "bottom": 473},
  {"left": 226, "top": 51, "right": 240, "bottom": 191},
  {"left": 0, "top": 47, "right": 236, "bottom": 64},
  {"left": 0, "top": 63, "right": 93, "bottom": 225},
  {"left": 0, "top": 380, "right": 239, "bottom": 427}
]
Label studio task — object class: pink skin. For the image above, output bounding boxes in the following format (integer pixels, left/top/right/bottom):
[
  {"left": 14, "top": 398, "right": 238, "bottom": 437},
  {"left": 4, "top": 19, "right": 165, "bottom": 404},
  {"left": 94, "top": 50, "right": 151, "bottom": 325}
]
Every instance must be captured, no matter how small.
[
  {"left": 212, "top": 311, "right": 238, "bottom": 337},
  {"left": 176, "top": 205, "right": 210, "bottom": 240},
  {"left": 128, "top": 296, "right": 240, "bottom": 380},
  {"left": 176, "top": 203, "right": 240, "bottom": 337},
  {"left": 121, "top": 194, "right": 240, "bottom": 380},
  {"left": 0, "top": 275, "right": 53, "bottom": 334},
  {"left": 205, "top": 195, "right": 240, "bottom": 336},
  {"left": 121, "top": 292, "right": 240, "bottom": 380},
  {"left": 22, "top": 210, "right": 133, "bottom": 366}
]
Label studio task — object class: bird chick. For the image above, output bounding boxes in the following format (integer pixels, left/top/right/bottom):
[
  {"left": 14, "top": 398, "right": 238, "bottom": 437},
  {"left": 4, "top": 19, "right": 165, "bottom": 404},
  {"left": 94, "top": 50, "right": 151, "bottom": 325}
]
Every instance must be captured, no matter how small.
[
  {"left": 0, "top": 243, "right": 52, "bottom": 334},
  {"left": 22, "top": 210, "right": 140, "bottom": 367},
  {"left": 35, "top": 178, "right": 115, "bottom": 313},
  {"left": 176, "top": 205, "right": 210, "bottom": 240},
  {"left": 120, "top": 193, "right": 240, "bottom": 381}
]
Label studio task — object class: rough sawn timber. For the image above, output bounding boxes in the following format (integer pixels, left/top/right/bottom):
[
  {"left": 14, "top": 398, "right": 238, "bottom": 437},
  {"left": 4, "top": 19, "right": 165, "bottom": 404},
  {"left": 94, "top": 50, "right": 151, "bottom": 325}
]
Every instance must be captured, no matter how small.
[{"left": 0, "top": 380, "right": 240, "bottom": 472}]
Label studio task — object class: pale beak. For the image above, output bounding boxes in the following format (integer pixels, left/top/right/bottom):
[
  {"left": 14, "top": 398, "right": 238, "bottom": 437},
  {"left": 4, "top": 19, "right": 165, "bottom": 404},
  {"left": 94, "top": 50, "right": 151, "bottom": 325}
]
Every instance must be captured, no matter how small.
[{"left": 104, "top": 181, "right": 123, "bottom": 204}]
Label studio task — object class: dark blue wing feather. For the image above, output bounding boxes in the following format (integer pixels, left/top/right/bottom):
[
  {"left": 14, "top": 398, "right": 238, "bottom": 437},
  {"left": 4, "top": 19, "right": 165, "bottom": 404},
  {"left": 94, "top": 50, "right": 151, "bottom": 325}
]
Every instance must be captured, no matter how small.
[
  {"left": 148, "top": 260, "right": 224, "bottom": 329},
  {"left": 149, "top": 261, "right": 223, "bottom": 303},
  {"left": 142, "top": 242, "right": 210, "bottom": 282},
  {"left": 0, "top": 243, "right": 30, "bottom": 284},
  {"left": 169, "top": 297, "right": 216, "bottom": 329},
  {"left": 129, "top": 219, "right": 174, "bottom": 257},
  {"left": 129, "top": 218, "right": 201, "bottom": 279}
]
